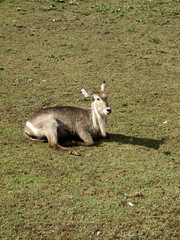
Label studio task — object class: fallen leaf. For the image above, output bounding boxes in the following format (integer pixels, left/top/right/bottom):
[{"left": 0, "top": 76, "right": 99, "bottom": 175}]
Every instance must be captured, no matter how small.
[{"left": 133, "top": 192, "right": 143, "bottom": 197}]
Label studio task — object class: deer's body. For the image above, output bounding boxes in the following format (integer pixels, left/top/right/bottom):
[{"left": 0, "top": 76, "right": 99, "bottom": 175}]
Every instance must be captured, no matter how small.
[{"left": 24, "top": 82, "right": 111, "bottom": 155}]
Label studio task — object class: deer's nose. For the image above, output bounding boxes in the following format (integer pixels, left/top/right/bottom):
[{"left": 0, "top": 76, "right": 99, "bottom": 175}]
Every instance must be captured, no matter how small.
[{"left": 105, "top": 107, "right": 112, "bottom": 115}]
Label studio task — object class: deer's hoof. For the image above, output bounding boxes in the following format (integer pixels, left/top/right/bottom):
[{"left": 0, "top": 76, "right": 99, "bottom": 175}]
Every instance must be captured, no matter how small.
[{"left": 69, "top": 149, "right": 81, "bottom": 156}]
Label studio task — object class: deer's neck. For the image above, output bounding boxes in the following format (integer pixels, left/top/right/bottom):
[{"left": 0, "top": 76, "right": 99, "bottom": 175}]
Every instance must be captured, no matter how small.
[{"left": 91, "top": 102, "right": 107, "bottom": 137}]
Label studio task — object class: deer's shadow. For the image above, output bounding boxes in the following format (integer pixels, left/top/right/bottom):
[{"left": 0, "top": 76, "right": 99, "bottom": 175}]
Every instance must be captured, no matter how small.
[{"left": 101, "top": 133, "right": 165, "bottom": 150}]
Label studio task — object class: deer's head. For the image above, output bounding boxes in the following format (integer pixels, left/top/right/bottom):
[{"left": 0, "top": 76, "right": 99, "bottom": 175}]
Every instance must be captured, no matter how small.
[{"left": 81, "top": 81, "right": 111, "bottom": 117}]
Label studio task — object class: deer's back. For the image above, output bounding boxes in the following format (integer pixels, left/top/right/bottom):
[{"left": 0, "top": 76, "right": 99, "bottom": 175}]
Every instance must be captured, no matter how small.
[{"left": 30, "top": 106, "right": 92, "bottom": 134}]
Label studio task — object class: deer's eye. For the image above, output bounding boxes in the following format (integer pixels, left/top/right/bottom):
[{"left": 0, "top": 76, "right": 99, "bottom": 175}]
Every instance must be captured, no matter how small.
[{"left": 97, "top": 97, "right": 100, "bottom": 101}]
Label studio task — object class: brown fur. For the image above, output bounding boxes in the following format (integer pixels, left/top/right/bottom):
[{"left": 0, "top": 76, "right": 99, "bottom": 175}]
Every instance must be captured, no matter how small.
[{"left": 24, "top": 82, "right": 111, "bottom": 155}]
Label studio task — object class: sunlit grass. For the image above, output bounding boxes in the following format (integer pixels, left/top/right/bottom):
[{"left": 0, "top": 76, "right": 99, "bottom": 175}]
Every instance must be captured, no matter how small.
[{"left": 0, "top": 0, "right": 179, "bottom": 239}]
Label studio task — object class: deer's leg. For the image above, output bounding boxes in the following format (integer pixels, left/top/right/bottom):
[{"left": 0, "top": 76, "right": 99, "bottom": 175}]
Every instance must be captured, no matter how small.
[
  {"left": 65, "top": 131, "right": 94, "bottom": 147},
  {"left": 24, "top": 130, "right": 47, "bottom": 142},
  {"left": 49, "top": 143, "right": 81, "bottom": 156},
  {"left": 46, "top": 123, "right": 81, "bottom": 156},
  {"left": 24, "top": 125, "right": 47, "bottom": 142}
]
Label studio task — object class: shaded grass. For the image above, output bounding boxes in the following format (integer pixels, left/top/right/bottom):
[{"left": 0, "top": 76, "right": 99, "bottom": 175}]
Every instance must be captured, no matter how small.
[{"left": 0, "top": 0, "right": 179, "bottom": 239}]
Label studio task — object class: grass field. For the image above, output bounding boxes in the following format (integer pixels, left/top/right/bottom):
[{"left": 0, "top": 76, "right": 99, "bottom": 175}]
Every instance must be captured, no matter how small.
[{"left": 0, "top": 0, "right": 179, "bottom": 239}]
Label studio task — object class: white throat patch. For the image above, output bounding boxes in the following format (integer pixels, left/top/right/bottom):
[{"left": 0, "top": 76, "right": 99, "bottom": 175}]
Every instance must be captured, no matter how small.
[{"left": 93, "top": 101, "right": 101, "bottom": 119}]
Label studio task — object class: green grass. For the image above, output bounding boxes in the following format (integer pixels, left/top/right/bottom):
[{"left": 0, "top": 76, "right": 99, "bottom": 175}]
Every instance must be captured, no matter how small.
[{"left": 0, "top": 0, "right": 179, "bottom": 239}]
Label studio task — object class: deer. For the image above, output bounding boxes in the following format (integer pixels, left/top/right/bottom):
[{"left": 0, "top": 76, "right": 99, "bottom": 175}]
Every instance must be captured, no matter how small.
[{"left": 24, "top": 81, "right": 111, "bottom": 156}]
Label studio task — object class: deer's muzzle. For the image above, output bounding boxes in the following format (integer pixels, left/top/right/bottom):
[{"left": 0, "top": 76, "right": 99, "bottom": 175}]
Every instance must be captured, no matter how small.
[{"left": 104, "top": 107, "right": 112, "bottom": 115}]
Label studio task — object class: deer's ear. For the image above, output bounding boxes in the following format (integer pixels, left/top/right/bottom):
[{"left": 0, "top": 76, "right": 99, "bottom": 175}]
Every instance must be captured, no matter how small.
[
  {"left": 100, "top": 81, "right": 106, "bottom": 93},
  {"left": 81, "top": 88, "right": 94, "bottom": 99}
]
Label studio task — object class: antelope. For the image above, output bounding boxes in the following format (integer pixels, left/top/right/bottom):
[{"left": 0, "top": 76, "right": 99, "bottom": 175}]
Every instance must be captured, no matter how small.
[{"left": 24, "top": 81, "right": 111, "bottom": 156}]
